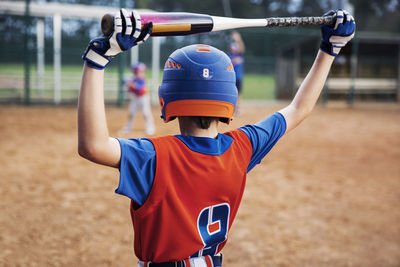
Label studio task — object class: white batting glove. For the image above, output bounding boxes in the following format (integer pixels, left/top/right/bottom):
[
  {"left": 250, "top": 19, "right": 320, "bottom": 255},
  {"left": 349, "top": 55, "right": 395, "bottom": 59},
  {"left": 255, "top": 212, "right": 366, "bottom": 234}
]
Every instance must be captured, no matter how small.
[
  {"left": 82, "top": 9, "right": 152, "bottom": 70},
  {"left": 320, "top": 9, "right": 356, "bottom": 57}
]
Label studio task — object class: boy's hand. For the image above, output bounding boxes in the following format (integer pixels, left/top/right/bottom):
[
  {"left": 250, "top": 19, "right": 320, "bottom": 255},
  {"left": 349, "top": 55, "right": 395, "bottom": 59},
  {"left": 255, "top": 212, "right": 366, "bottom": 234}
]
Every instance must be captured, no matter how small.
[
  {"left": 82, "top": 9, "right": 152, "bottom": 70},
  {"left": 320, "top": 9, "right": 355, "bottom": 57}
]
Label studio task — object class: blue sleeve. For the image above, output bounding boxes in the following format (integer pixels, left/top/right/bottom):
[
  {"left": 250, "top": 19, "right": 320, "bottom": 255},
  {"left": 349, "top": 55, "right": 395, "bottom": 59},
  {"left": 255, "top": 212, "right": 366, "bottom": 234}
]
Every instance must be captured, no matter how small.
[
  {"left": 239, "top": 112, "right": 287, "bottom": 173},
  {"left": 115, "top": 138, "right": 156, "bottom": 205}
]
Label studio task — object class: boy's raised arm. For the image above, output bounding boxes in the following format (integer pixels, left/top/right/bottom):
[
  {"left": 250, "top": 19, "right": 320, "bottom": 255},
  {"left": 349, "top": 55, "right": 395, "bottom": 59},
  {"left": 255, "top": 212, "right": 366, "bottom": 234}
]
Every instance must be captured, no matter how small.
[
  {"left": 279, "top": 10, "right": 355, "bottom": 133},
  {"left": 78, "top": 9, "right": 152, "bottom": 167},
  {"left": 78, "top": 65, "right": 121, "bottom": 167}
]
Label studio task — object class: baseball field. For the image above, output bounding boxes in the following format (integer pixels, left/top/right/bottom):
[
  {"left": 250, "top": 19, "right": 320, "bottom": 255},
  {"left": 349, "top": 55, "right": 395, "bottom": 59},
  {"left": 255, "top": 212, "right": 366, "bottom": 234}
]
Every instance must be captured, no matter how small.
[{"left": 1, "top": 101, "right": 399, "bottom": 266}]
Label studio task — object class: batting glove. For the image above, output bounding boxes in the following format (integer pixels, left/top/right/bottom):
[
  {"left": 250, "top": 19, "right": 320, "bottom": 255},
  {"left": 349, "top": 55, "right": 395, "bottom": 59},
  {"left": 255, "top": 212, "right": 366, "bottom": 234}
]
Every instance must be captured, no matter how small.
[
  {"left": 82, "top": 9, "right": 152, "bottom": 70},
  {"left": 320, "top": 9, "right": 355, "bottom": 57}
]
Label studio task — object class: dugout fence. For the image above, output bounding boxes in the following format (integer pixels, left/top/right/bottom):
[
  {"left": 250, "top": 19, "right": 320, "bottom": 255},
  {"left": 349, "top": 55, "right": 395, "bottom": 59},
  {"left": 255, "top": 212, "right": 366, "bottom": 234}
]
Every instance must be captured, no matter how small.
[{"left": 276, "top": 32, "right": 400, "bottom": 103}]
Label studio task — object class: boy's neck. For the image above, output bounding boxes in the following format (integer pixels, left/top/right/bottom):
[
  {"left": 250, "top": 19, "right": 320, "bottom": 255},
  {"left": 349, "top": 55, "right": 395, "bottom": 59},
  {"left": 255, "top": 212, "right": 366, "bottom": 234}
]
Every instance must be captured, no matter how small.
[{"left": 178, "top": 117, "right": 219, "bottom": 138}]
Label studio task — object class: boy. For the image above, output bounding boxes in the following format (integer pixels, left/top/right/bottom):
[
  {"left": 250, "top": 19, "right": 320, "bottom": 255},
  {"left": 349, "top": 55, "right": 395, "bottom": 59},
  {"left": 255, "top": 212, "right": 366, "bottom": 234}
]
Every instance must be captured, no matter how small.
[
  {"left": 228, "top": 31, "right": 245, "bottom": 96},
  {"left": 228, "top": 31, "right": 245, "bottom": 114},
  {"left": 79, "top": 9, "right": 355, "bottom": 267},
  {"left": 121, "top": 62, "right": 155, "bottom": 135}
]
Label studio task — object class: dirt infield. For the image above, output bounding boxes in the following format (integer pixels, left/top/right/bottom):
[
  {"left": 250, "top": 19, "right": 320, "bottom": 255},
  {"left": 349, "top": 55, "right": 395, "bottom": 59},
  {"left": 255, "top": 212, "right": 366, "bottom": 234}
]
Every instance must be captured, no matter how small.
[{"left": 1, "top": 102, "right": 399, "bottom": 266}]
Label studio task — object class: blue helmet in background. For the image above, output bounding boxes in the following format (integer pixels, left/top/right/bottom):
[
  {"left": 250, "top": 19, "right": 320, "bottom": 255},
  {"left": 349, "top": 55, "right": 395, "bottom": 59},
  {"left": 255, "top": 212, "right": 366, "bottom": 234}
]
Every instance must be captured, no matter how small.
[
  {"left": 158, "top": 44, "right": 237, "bottom": 123},
  {"left": 132, "top": 62, "right": 146, "bottom": 74}
]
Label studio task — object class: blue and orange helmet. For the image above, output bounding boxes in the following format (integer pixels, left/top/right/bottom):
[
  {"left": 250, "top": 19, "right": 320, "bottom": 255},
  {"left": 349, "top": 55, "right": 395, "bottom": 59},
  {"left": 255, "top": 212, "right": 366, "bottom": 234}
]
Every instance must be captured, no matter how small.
[{"left": 159, "top": 44, "right": 237, "bottom": 123}]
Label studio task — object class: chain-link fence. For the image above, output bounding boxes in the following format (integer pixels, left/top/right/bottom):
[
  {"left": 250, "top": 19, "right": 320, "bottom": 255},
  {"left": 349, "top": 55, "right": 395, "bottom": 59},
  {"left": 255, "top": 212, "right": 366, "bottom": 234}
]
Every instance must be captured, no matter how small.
[{"left": 2, "top": 10, "right": 397, "bottom": 105}]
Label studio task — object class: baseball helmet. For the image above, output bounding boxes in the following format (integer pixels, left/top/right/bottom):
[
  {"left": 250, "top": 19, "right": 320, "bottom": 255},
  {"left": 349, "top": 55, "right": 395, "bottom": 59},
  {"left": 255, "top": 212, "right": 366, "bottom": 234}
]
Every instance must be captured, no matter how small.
[
  {"left": 159, "top": 44, "right": 237, "bottom": 123},
  {"left": 132, "top": 62, "right": 146, "bottom": 74}
]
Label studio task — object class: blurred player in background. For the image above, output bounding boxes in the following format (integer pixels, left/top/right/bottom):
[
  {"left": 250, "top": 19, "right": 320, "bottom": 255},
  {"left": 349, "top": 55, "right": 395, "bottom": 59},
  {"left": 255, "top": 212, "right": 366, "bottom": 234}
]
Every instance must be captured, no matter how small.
[
  {"left": 228, "top": 31, "right": 245, "bottom": 114},
  {"left": 121, "top": 62, "right": 155, "bottom": 136},
  {"left": 78, "top": 8, "right": 355, "bottom": 267}
]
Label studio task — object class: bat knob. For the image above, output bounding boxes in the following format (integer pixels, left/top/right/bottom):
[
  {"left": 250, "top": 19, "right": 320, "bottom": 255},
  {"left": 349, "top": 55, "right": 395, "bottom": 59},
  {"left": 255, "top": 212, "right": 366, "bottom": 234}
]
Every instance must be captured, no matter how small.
[{"left": 101, "top": 13, "right": 114, "bottom": 36}]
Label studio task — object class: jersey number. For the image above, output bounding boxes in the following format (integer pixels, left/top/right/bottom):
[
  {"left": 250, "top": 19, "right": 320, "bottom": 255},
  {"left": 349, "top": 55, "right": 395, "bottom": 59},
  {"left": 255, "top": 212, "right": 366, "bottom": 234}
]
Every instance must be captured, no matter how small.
[{"left": 192, "top": 203, "right": 230, "bottom": 257}]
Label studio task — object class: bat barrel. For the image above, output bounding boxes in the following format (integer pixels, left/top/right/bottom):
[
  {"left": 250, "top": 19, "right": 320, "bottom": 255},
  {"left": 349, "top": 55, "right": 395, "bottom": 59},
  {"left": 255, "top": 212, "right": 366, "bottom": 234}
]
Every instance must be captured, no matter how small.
[
  {"left": 101, "top": 12, "right": 214, "bottom": 37},
  {"left": 140, "top": 12, "right": 214, "bottom": 36}
]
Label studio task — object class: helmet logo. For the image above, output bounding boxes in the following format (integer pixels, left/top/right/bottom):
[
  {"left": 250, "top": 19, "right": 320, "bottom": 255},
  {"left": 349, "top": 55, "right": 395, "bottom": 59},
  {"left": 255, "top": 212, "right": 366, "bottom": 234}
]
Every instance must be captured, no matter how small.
[{"left": 203, "top": 68, "right": 210, "bottom": 78}]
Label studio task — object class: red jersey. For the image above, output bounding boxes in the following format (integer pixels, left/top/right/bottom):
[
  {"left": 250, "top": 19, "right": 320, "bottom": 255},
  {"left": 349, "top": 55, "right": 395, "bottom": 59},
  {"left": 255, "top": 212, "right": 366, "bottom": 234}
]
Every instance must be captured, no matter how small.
[
  {"left": 130, "top": 129, "right": 252, "bottom": 262},
  {"left": 127, "top": 78, "right": 147, "bottom": 96}
]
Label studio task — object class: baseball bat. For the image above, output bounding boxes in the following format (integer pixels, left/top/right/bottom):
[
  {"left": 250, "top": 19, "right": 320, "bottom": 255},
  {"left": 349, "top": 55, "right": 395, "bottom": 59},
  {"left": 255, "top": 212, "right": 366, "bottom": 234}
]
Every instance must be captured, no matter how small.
[{"left": 101, "top": 12, "right": 336, "bottom": 37}]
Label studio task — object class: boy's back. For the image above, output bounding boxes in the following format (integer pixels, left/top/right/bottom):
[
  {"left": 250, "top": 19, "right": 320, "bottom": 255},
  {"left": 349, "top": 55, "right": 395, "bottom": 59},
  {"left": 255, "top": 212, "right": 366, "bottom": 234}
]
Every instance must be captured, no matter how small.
[
  {"left": 117, "top": 113, "right": 287, "bottom": 263},
  {"left": 129, "top": 130, "right": 251, "bottom": 261}
]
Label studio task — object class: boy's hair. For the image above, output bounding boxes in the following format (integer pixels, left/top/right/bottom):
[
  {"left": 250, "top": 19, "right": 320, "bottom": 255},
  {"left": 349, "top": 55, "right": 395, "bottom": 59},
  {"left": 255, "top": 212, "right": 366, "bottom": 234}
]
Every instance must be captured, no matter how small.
[{"left": 188, "top": 116, "right": 228, "bottom": 129}]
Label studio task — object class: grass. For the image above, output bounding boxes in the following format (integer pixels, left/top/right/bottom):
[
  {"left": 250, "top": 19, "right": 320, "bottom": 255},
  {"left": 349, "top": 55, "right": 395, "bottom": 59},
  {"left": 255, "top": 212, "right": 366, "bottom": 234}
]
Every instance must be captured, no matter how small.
[
  {"left": 242, "top": 74, "right": 275, "bottom": 100},
  {"left": 0, "top": 64, "right": 275, "bottom": 102}
]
